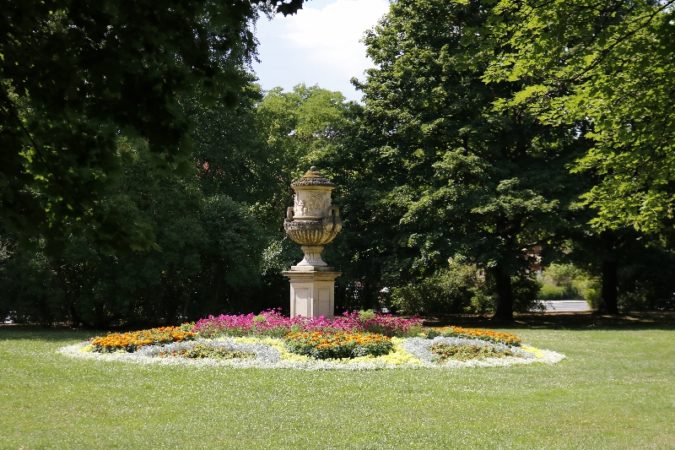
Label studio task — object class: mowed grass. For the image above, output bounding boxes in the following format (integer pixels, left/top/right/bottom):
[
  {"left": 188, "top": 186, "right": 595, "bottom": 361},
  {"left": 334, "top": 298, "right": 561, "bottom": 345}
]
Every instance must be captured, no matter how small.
[{"left": 1, "top": 320, "right": 673, "bottom": 449}]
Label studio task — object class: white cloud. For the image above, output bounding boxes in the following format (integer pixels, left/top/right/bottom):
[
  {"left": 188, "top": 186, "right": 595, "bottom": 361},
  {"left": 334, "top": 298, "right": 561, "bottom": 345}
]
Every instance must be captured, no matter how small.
[{"left": 253, "top": 0, "right": 389, "bottom": 100}]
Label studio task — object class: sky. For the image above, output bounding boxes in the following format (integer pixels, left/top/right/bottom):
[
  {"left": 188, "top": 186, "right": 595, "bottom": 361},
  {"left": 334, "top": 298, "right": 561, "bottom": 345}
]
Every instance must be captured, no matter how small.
[{"left": 252, "top": 0, "right": 390, "bottom": 101}]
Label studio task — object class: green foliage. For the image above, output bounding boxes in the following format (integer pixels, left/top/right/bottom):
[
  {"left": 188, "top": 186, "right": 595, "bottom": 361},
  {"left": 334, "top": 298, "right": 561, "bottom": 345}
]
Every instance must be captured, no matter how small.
[
  {"left": 256, "top": 84, "right": 354, "bottom": 183},
  {"left": 0, "top": 80, "right": 362, "bottom": 327},
  {"left": 0, "top": 239, "right": 64, "bottom": 324},
  {"left": 536, "top": 263, "right": 600, "bottom": 302},
  {"left": 0, "top": 0, "right": 305, "bottom": 248},
  {"left": 157, "top": 344, "right": 255, "bottom": 360},
  {"left": 576, "top": 279, "right": 602, "bottom": 309},
  {"left": 509, "top": 275, "right": 540, "bottom": 312},
  {"left": 342, "top": 0, "right": 582, "bottom": 318},
  {"left": 486, "top": 0, "right": 675, "bottom": 236},
  {"left": 429, "top": 342, "right": 514, "bottom": 362},
  {"left": 0, "top": 135, "right": 270, "bottom": 326},
  {"left": 615, "top": 245, "right": 675, "bottom": 311},
  {"left": 357, "top": 309, "right": 376, "bottom": 321},
  {"left": 537, "top": 284, "right": 568, "bottom": 301},
  {"left": 390, "top": 261, "right": 486, "bottom": 315}
]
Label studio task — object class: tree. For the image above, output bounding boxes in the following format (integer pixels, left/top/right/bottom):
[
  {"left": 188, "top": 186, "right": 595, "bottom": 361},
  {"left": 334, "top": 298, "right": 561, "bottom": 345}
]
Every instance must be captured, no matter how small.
[
  {"left": 484, "top": 0, "right": 675, "bottom": 237},
  {"left": 0, "top": 0, "right": 305, "bottom": 249},
  {"left": 251, "top": 85, "right": 359, "bottom": 308},
  {"left": 0, "top": 135, "right": 269, "bottom": 327},
  {"left": 255, "top": 84, "right": 355, "bottom": 226},
  {"left": 353, "top": 0, "right": 585, "bottom": 319}
]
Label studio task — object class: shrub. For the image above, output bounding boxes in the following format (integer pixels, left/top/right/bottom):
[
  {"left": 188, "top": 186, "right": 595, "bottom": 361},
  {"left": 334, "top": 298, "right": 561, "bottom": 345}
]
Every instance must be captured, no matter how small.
[
  {"left": 536, "top": 263, "right": 600, "bottom": 303},
  {"left": 616, "top": 248, "right": 675, "bottom": 311},
  {"left": 574, "top": 277, "right": 601, "bottom": 308},
  {"left": 510, "top": 275, "right": 541, "bottom": 312},
  {"left": 390, "top": 262, "right": 485, "bottom": 315},
  {"left": 357, "top": 309, "right": 376, "bottom": 321},
  {"left": 537, "top": 283, "right": 568, "bottom": 300},
  {"left": 284, "top": 331, "right": 393, "bottom": 359}
]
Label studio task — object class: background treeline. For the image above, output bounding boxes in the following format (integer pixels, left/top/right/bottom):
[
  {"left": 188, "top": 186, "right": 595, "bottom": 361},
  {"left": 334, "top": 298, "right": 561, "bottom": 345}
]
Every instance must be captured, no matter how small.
[{"left": 1, "top": 0, "right": 673, "bottom": 326}]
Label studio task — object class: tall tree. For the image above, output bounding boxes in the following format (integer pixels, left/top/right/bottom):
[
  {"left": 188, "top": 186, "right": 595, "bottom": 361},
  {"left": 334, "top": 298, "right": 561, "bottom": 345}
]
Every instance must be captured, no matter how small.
[
  {"left": 0, "top": 134, "right": 269, "bottom": 327},
  {"left": 484, "top": 0, "right": 675, "bottom": 237},
  {"left": 355, "top": 0, "right": 584, "bottom": 319},
  {"left": 255, "top": 84, "right": 354, "bottom": 224},
  {"left": 0, "top": 0, "right": 304, "bottom": 249}
]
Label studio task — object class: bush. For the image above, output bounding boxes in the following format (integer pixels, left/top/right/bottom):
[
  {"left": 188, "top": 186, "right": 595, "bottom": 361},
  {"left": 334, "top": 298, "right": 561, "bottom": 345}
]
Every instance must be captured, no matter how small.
[
  {"left": 390, "top": 262, "right": 484, "bottom": 315},
  {"left": 0, "top": 240, "right": 66, "bottom": 325},
  {"left": 574, "top": 277, "right": 601, "bottom": 309},
  {"left": 619, "top": 284, "right": 675, "bottom": 311},
  {"left": 511, "top": 275, "right": 541, "bottom": 312},
  {"left": 616, "top": 247, "right": 675, "bottom": 311},
  {"left": 538, "top": 283, "right": 568, "bottom": 300},
  {"left": 537, "top": 263, "right": 600, "bottom": 303}
]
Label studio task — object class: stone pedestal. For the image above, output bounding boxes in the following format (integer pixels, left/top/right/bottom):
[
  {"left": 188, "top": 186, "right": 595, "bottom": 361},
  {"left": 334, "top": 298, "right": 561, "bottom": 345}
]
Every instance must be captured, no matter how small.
[
  {"left": 283, "top": 167, "right": 342, "bottom": 319},
  {"left": 283, "top": 269, "right": 340, "bottom": 318}
]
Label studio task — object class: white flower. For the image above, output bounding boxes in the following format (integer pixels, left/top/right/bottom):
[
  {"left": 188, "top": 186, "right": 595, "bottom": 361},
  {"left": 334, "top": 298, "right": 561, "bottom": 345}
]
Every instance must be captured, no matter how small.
[{"left": 59, "top": 336, "right": 565, "bottom": 370}]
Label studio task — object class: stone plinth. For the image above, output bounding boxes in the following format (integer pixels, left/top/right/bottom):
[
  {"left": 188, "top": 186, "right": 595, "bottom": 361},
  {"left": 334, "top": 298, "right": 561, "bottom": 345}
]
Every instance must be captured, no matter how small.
[{"left": 283, "top": 269, "right": 341, "bottom": 318}]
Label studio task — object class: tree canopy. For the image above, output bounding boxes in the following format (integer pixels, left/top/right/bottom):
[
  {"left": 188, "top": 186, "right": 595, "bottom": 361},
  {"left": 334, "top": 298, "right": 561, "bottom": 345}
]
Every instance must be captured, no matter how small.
[
  {"left": 344, "top": 0, "right": 587, "bottom": 318},
  {"left": 1, "top": 0, "right": 672, "bottom": 325},
  {"left": 484, "top": 0, "right": 675, "bottom": 237},
  {"left": 0, "top": 0, "right": 304, "bottom": 248}
]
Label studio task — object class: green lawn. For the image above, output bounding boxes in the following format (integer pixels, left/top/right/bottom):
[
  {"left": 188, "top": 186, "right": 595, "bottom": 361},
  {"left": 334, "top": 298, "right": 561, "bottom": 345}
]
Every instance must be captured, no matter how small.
[{"left": 1, "top": 319, "right": 673, "bottom": 449}]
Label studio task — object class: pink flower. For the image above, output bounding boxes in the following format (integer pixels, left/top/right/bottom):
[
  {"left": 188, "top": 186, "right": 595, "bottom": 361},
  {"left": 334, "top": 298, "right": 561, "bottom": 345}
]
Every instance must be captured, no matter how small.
[{"left": 192, "top": 309, "right": 422, "bottom": 338}]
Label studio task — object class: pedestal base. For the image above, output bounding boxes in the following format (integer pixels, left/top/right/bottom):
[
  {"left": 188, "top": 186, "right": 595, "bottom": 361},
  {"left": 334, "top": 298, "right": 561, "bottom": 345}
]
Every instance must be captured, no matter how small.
[{"left": 282, "top": 269, "right": 340, "bottom": 318}]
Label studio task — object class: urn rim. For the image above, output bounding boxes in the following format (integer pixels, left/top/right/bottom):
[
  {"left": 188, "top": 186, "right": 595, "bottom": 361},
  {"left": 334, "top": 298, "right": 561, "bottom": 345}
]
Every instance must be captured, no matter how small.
[{"left": 290, "top": 166, "right": 335, "bottom": 189}]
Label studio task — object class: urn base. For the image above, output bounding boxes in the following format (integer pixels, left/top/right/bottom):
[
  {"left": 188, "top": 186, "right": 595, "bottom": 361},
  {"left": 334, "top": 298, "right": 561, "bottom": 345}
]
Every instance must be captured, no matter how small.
[
  {"left": 296, "top": 245, "right": 328, "bottom": 268},
  {"left": 282, "top": 270, "right": 341, "bottom": 318}
]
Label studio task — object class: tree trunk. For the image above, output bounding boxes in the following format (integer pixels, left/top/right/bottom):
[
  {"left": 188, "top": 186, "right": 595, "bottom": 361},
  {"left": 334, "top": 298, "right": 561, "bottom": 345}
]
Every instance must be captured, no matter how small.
[
  {"left": 493, "top": 264, "right": 514, "bottom": 320},
  {"left": 600, "top": 258, "right": 619, "bottom": 314},
  {"left": 54, "top": 262, "right": 81, "bottom": 328}
]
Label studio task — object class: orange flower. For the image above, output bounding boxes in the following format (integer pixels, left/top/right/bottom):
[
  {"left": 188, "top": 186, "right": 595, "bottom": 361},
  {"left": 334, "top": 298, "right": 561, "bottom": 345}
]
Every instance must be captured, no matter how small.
[
  {"left": 91, "top": 326, "right": 196, "bottom": 353},
  {"left": 434, "top": 326, "right": 521, "bottom": 346}
]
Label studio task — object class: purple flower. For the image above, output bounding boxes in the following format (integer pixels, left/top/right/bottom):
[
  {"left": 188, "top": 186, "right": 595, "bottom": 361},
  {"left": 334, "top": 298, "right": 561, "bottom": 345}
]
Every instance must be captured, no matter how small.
[{"left": 192, "top": 309, "right": 422, "bottom": 338}]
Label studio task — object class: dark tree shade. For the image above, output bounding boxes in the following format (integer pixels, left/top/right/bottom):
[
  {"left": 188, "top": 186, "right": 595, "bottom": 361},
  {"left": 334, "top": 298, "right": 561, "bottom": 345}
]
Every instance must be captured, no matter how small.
[{"left": 0, "top": 0, "right": 304, "bottom": 247}]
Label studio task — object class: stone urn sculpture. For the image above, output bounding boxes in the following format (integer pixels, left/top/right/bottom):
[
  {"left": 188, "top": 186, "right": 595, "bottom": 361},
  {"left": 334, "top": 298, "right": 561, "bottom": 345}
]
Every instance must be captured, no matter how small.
[
  {"left": 283, "top": 166, "right": 342, "bottom": 269},
  {"left": 283, "top": 167, "right": 342, "bottom": 318}
]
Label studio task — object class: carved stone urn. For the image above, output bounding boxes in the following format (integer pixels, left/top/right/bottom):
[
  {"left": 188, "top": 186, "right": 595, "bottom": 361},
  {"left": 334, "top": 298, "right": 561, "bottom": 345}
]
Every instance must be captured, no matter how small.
[
  {"left": 282, "top": 167, "right": 342, "bottom": 318},
  {"left": 283, "top": 166, "right": 342, "bottom": 269}
]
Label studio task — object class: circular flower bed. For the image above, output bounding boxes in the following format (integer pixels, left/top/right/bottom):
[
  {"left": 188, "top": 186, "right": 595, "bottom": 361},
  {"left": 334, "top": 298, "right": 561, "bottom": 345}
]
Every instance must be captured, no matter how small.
[{"left": 59, "top": 311, "right": 565, "bottom": 370}]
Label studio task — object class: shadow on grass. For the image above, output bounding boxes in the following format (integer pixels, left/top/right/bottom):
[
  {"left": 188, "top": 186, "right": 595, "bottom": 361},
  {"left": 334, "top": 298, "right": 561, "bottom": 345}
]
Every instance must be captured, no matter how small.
[
  {"left": 423, "top": 311, "right": 675, "bottom": 331},
  {"left": 1, "top": 312, "right": 674, "bottom": 342},
  {"left": 0, "top": 326, "right": 100, "bottom": 342}
]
